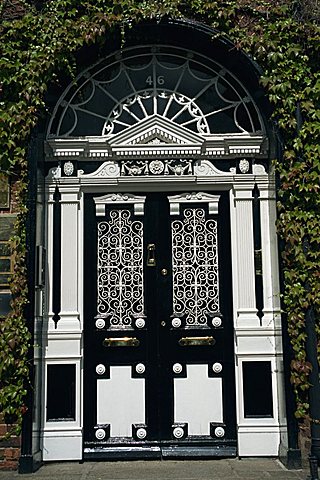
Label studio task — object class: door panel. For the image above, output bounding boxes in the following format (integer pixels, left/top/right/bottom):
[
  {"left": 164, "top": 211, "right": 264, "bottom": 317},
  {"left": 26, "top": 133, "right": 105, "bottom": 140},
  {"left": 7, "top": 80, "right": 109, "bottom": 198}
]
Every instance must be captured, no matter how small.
[{"left": 84, "top": 191, "right": 236, "bottom": 458}]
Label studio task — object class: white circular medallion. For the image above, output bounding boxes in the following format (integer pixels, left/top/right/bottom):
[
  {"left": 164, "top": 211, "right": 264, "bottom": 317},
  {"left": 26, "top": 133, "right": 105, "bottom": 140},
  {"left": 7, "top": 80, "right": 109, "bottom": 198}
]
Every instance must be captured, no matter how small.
[
  {"left": 172, "top": 317, "right": 181, "bottom": 328},
  {"left": 239, "top": 158, "right": 250, "bottom": 174},
  {"left": 173, "top": 427, "right": 184, "bottom": 439},
  {"left": 135, "top": 318, "right": 145, "bottom": 328},
  {"left": 214, "top": 427, "right": 225, "bottom": 438},
  {"left": 95, "top": 428, "right": 106, "bottom": 440},
  {"left": 212, "top": 363, "right": 223, "bottom": 374},
  {"left": 136, "top": 363, "right": 146, "bottom": 374},
  {"left": 63, "top": 161, "right": 74, "bottom": 176},
  {"left": 212, "top": 317, "right": 222, "bottom": 328},
  {"left": 173, "top": 363, "right": 183, "bottom": 374},
  {"left": 96, "top": 364, "right": 106, "bottom": 375},
  {"left": 95, "top": 318, "right": 105, "bottom": 329},
  {"left": 136, "top": 428, "right": 147, "bottom": 439},
  {"left": 149, "top": 160, "right": 165, "bottom": 175}
]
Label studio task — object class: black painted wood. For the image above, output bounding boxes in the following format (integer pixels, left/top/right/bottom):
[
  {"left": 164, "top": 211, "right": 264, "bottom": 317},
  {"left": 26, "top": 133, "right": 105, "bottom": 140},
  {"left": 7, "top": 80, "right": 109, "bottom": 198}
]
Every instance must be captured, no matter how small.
[{"left": 83, "top": 191, "right": 236, "bottom": 458}]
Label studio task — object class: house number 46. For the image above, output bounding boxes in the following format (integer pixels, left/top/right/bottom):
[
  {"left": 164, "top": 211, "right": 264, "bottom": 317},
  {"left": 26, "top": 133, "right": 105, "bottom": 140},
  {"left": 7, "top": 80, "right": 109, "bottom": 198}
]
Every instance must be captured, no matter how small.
[{"left": 146, "top": 75, "right": 165, "bottom": 85}]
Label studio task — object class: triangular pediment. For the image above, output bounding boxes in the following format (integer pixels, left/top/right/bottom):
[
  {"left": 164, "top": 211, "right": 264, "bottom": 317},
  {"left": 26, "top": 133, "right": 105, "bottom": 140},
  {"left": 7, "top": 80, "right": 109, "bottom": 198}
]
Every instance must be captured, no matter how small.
[{"left": 108, "top": 114, "right": 205, "bottom": 146}]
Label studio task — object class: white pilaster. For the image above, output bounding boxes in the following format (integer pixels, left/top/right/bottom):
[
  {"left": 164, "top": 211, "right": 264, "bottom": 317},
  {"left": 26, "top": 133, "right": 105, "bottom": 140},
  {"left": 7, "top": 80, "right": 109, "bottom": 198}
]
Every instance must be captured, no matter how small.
[
  {"left": 45, "top": 184, "right": 57, "bottom": 331},
  {"left": 233, "top": 182, "right": 259, "bottom": 327},
  {"left": 58, "top": 184, "right": 80, "bottom": 331},
  {"left": 258, "top": 180, "right": 281, "bottom": 328}
]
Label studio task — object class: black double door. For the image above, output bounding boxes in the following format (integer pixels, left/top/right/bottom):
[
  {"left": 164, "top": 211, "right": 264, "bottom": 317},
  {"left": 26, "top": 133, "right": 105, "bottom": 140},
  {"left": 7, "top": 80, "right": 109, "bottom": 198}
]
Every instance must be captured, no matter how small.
[{"left": 84, "top": 191, "right": 236, "bottom": 458}]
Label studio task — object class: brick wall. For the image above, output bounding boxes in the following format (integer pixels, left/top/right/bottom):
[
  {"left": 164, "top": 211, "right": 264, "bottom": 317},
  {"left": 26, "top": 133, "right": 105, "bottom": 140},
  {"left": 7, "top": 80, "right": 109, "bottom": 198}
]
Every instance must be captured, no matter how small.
[
  {"left": 0, "top": 175, "right": 21, "bottom": 469},
  {"left": 0, "top": 415, "right": 21, "bottom": 470}
]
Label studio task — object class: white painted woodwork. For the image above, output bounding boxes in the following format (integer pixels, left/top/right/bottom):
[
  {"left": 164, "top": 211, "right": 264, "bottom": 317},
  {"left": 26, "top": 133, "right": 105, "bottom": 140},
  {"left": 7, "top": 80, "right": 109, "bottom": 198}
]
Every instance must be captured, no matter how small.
[
  {"left": 42, "top": 358, "right": 82, "bottom": 461},
  {"left": 97, "top": 366, "right": 145, "bottom": 437},
  {"left": 233, "top": 183, "right": 260, "bottom": 327},
  {"left": 94, "top": 193, "right": 146, "bottom": 216},
  {"left": 258, "top": 181, "right": 281, "bottom": 328},
  {"left": 238, "top": 427, "right": 280, "bottom": 456},
  {"left": 38, "top": 42, "right": 289, "bottom": 462},
  {"left": 58, "top": 185, "right": 80, "bottom": 331},
  {"left": 174, "top": 364, "right": 223, "bottom": 436},
  {"left": 168, "top": 192, "right": 220, "bottom": 216},
  {"left": 42, "top": 431, "right": 82, "bottom": 461},
  {"left": 45, "top": 183, "right": 56, "bottom": 330}
]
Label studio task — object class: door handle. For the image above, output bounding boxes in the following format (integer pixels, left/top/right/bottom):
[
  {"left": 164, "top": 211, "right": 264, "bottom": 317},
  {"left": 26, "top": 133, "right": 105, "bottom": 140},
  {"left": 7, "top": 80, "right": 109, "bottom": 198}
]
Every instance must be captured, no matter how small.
[
  {"left": 178, "top": 336, "right": 215, "bottom": 346},
  {"left": 146, "top": 243, "right": 156, "bottom": 267},
  {"left": 103, "top": 337, "right": 140, "bottom": 347}
]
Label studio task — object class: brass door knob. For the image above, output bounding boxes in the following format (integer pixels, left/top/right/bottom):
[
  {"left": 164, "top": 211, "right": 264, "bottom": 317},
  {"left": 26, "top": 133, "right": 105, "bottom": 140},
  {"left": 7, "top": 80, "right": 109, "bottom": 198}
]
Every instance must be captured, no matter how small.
[{"left": 161, "top": 268, "right": 168, "bottom": 276}]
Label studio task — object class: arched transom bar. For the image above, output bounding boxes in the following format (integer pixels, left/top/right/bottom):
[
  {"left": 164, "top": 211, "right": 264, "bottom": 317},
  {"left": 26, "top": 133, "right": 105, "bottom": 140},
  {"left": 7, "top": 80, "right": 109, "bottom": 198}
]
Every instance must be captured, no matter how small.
[{"left": 46, "top": 46, "right": 268, "bottom": 161}]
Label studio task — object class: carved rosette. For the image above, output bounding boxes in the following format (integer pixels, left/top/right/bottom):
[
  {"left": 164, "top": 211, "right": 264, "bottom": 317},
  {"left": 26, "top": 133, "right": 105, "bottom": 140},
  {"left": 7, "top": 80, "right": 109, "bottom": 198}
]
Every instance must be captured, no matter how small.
[
  {"left": 214, "top": 427, "right": 225, "bottom": 438},
  {"left": 95, "top": 428, "right": 106, "bottom": 440},
  {"left": 212, "top": 363, "right": 223, "bottom": 374},
  {"left": 96, "top": 364, "right": 106, "bottom": 375},
  {"left": 149, "top": 160, "right": 165, "bottom": 174},
  {"left": 63, "top": 161, "right": 74, "bottom": 176},
  {"left": 173, "top": 363, "right": 183, "bottom": 374},
  {"left": 172, "top": 317, "right": 182, "bottom": 328},
  {"left": 136, "top": 428, "right": 147, "bottom": 439},
  {"left": 95, "top": 318, "right": 106, "bottom": 329},
  {"left": 135, "top": 363, "right": 146, "bottom": 374},
  {"left": 135, "top": 318, "right": 145, "bottom": 329},
  {"left": 239, "top": 158, "right": 250, "bottom": 173},
  {"left": 212, "top": 316, "right": 222, "bottom": 328},
  {"left": 173, "top": 427, "right": 184, "bottom": 439}
]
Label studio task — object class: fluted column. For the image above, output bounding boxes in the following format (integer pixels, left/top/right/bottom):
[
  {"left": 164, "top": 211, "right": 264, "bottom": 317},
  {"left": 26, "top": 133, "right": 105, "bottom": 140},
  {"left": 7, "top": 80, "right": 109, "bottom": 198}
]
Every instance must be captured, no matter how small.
[
  {"left": 45, "top": 183, "right": 56, "bottom": 331},
  {"left": 258, "top": 181, "right": 281, "bottom": 328},
  {"left": 58, "top": 183, "right": 81, "bottom": 331},
  {"left": 233, "top": 183, "right": 260, "bottom": 327}
]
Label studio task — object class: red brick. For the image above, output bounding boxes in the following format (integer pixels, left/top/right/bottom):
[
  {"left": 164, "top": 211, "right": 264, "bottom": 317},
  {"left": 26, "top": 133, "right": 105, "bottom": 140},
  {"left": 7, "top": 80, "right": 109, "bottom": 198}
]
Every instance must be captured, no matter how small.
[
  {"left": 0, "top": 460, "right": 18, "bottom": 470},
  {"left": 0, "top": 424, "right": 8, "bottom": 437},
  {"left": 4, "top": 448, "right": 19, "bottom": 459}
]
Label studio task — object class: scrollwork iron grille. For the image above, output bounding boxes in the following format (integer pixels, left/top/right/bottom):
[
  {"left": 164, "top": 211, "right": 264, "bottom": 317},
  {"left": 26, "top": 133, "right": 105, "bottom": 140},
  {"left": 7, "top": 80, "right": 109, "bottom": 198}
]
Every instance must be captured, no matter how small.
[
  {"left": 97, "top": 209, "right": 144, "bottom": 329},
  {"left": 171, "top": 207, "right": 219, "bottom": 327}
]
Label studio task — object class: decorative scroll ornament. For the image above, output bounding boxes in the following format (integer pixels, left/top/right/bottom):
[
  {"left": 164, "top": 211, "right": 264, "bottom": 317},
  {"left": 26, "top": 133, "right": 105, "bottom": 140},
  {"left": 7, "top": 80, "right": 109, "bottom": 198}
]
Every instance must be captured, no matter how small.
[
  {"left": 120, "top": 159, "right": 193, "bottom": 176},
  {"left": 97, "top": 209, "right": 144, "bottom": 329},
  {"left": 95, "top": 428, "right": 106, "bottom": 440},
  {"left": 172, "top": 317, "right": 182, "bottom": 328},
  {"left": 136, "top": 428, "right": 147, "bottom": 439},
  {"left": 214, "top": 427, "right": 225, "bottom": 438},
  {"left": 171, "top": 207, "right": 220, "bottom": 327},
  {"left": 173, "top": 427, "right": 184, "bottom": 439},
  {"left": 239, "top": 158, "right": 250, "bottom": 173},
  {"left": 96, "top": 364, "right": 106, "bottom": 375},
  {"left": 173, "top": 363, "right": 183, "bottom": 374},
  {"left": 212, "top": 363, "right": 223, "bottom": 374},
  {"left": 212, "top": 317, "right": 222, "bottom": 328},
  {"left": 63, "top": 161, "right": 74, "bottom": 176},
  {"left": 135, "top": 363, "right": 146, "bottom": 374}
]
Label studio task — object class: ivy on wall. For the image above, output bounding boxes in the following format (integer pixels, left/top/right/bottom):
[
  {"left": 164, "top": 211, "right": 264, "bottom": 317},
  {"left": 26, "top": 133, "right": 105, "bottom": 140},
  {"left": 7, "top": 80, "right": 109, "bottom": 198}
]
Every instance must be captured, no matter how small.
[{"left": 0, "top": 0, "right": 319, "bottom": 433}]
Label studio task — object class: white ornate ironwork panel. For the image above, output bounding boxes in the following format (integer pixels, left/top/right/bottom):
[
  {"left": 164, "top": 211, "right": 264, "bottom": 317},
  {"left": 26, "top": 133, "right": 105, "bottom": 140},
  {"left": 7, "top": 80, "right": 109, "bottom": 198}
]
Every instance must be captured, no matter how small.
[
  {"left": 97, "top": 209, "right": 144, "bottom": 329},
  {"left": 171, "top": 207, "right": 219, "bottom": 327}
]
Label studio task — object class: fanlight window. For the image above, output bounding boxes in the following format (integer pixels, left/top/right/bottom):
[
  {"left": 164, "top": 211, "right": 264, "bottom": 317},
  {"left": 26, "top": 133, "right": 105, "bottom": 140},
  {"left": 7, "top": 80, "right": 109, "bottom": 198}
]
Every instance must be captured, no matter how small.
[{"left": 48, "top": 46, "right": 265, "bottom": 139}]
